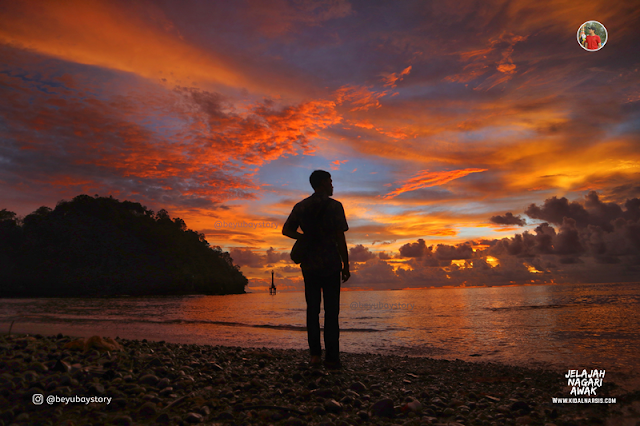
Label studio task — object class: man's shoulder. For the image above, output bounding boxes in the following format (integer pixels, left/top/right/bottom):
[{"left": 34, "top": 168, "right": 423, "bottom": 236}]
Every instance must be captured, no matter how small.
[
  {"left": 294, "top": 195, "right": 316, "bottom": 208},
  {"left": 296, "top": 194, "right": 342, "bottom": 204},
  {"left": 319, "top": 197, "right": 344, "bottom": 213},
  {"left": 294, "top": 195, "right": 344, "bottom": 213},
  {"left": 328, "top": 197, "right": 344, "bottom": 209}
]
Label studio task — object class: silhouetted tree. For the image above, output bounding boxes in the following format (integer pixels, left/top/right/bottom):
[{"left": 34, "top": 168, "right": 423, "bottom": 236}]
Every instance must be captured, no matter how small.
[{"left": 0, "top": 195, "right": 247, "bottom": 297}]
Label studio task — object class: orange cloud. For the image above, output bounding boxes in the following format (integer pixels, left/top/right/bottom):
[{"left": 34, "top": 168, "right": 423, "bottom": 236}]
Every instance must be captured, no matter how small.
[
  {"left": 173, "top": 87, "right": 343, "bottom": 167},
  {"left": 383, "top": 169, "right": 488, "bottom": 199},
  {"left": 445, "top": 33, "right": 526, "bottom": 88},
  {"left": 0, "top": 1, "right": 291, "bottom": 96},
  {"left": 443, "top": 62, "right": 489, "bottom": 83},
  {"left": 380, "top": 65, "right": 412, "bottom": 88},
  {"left": 330, "top": 159, "right": 348, "bottom": 170},
  {"left": 375, "top": 128, "right": 409, "bottom": 140},
  {"left": 347, "top": 119, "right": 411, "bottom": 140},
  {"left": 237, "top": 0, "right": 352, "bottom": 38},
  {"left": 497, "top": 63, "right": 517, "bottom": 74},
  {"left": 0, "top": 56, "right": 343, "bottom": 210},
  {"left": 351, "top": 120, "right": 375, "bottom": 129},
  {"left": 3, "top": 0, "right": 639, "bottom": 289},
  {"left": 334, "top": 85, "right": 387, "bottom": 111}
]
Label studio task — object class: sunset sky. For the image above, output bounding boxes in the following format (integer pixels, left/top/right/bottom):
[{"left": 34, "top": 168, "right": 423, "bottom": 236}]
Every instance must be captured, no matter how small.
[{"left": 1, "top": 0, "right": 639, "bottom": 291}]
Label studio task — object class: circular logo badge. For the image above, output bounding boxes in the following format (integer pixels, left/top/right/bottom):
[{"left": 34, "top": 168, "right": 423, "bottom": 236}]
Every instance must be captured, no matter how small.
[{"left": 578, "top": 21, "right": 607, "bottom": 51}]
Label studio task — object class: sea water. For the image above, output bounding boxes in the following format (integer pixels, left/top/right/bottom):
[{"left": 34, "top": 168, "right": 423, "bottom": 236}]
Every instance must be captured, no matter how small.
[{"left": 1, "top": 282, "right": 638, "bottom": 390}]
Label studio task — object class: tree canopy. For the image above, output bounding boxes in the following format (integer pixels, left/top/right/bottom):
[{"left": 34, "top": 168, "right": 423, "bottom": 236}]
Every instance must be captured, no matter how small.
[{"left": 0, "top": 195, "right": 247, "bottom": 297}]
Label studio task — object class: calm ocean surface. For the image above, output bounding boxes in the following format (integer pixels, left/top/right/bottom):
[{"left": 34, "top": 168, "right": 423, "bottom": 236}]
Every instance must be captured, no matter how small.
[{"left": 1, "top": 282, "right": 639, "bottom": 390}]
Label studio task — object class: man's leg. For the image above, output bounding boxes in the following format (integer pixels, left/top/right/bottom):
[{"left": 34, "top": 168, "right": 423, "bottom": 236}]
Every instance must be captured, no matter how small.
[
  {"left": 322, "top": 270, "right": 341, "bottom": 363},
  {"left": 303, "top": 270, "right": 322, "bottom": 358}
]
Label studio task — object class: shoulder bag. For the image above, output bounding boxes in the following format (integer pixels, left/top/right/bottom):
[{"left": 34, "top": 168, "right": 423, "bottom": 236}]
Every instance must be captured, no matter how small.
[{"left": 290, "top": 198, "right": 331, "bottom": 264}]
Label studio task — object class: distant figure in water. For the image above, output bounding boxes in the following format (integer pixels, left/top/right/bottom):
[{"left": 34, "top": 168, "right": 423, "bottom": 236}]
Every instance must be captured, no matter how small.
[
  {"left": 270, "top": 270, "right": 276, "bottom": 295},
  {"left": 283, "top": 170, "right": 350, "bottom": 369}
]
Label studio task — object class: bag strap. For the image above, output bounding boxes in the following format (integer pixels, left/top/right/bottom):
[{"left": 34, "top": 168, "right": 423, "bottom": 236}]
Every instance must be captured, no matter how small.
[{"left": 307, "top": 198, "right": 331, "bottom": 237}]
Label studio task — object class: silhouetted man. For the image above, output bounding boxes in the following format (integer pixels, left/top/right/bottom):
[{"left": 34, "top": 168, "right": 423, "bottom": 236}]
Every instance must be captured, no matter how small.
[{"left": 283, "top": 170, "right": 350, "bottom": 369}]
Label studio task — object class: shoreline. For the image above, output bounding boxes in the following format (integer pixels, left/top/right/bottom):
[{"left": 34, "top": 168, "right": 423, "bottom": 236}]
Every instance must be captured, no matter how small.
[
  {"left": 4, "top": 321, "right": 638, "bottom": 394},
  {"left": 3, "top": 281, "right": 638, "bottom": 298},
  {"left": 0, "top": 291, "right": 248, "bottom": 299},
  {"left": 1, "top": 333, "right": 636, "bottom": 425}
]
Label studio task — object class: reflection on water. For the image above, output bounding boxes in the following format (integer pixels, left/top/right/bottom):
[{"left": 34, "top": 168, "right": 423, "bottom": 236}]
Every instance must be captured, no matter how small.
[{"left": 1, "top": 282, "right": 638, "bottom": 389}]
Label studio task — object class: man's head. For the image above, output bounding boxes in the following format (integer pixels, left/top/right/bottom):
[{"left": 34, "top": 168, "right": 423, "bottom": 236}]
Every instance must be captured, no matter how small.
[
  {"left": 588, "top": 27, "right": 596, "bottom": 35},
  {"left": 310, "top": 170, "right": 333, "bottom": 196}
]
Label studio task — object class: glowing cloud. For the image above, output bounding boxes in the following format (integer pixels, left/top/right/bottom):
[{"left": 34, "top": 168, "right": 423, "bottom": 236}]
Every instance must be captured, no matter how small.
[
  {"left": 334, "top": 85, "right": 387, "bottom": 112},
  {"left": 0, "top": 1, "right": 253, "bottom": 92},
  {"left": 383, "top": 169, "right": 488, "bottom": 199},
  {"left": 1, "top": 0, "right": 638, "bottom": 288},
  {"left": 380, "top": 65, "right": 412, "bottom": 88},
  {"left": 330, "top": 159, "right": 349, "bottom": 170}
]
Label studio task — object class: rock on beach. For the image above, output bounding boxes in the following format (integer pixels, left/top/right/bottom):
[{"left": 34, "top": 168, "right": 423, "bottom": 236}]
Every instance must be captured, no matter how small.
[{"left": 0, "top": 333, "right": 630, "bottom": 425}]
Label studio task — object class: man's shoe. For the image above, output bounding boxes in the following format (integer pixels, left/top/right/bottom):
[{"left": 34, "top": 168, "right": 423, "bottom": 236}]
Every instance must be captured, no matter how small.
[
  {"left": 310, "top": 355, "right": 322, "bottom": 366},
  {"left": 324, "top": 359, "right": 342, "bottom": 370}
]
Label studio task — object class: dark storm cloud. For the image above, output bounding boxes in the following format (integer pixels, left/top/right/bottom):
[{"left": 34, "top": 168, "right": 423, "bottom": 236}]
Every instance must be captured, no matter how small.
[
  {"left": 525, "top": 191, "right": 636, "bottom": 232},
  {"left": 490, "top": 233, "right": 537, "bottom": 257},
  {"left": 266, "top": 247, "right": 290, "bottom": 264},
  {"left": 525, "top": 196, "right": 590, "bottom": 228},
  {"left": 493, "top": 193, "right": 640, "bottom": 264},
  {"left": 349, "top": 244, "right": 377, "bottom": 262},
  {"left": 435, "top": 243, "right": 474, "bottom": 260},
  {"left": 397, "top": 238, "right": 476, "bottom": 267},
  {"left": 490, "top": 212, "right": 526, "bottom": 226},
  {"left": 399, "top": 238, "right": 428, "bottom": 258},
  {"left": 278, "top": 265, "right": 300, "bottom": 273},
  {"left": 623, "top": 198, "right": 640, "bottom": 222},
  {"left": 347, "top": 257, "right": 401, "bottom": 289},
  {"left": 378, "top": 251, "right": 391, "bottom": 260},
  {"left": 554, "top": 218, "right": 584, "bottom": 255},
  {"left": 227, "top": 246, "right": 291, "bottom": 269},
  {"left": 389, "top": 192, "right": 640, "bottom": 287},
  {"left": 608, "top": 184, "right": 640, "bottom": 204},
  {"left": 583, "top": 192, "right": 625, "bottom": 231},
  {"left": 228, "top": 248, "right": 266, "bottom": 268}
]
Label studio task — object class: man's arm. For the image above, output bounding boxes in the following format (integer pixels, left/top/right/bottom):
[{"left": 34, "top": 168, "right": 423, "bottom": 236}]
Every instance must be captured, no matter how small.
[
  {"left": 282, "top": 225, "right": 303, "bottom": 239},
  {"left": 336, "top": 230, "right": 350, "bottom": 282},
  {"left": 283, "top": 206, "right": 303, "bottom": 239}
]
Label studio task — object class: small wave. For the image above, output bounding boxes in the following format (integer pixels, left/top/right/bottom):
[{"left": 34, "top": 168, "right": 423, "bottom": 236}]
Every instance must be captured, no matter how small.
[
  {"left": 485, "top": 304, "right": 573, "bottom": 312},
  {"left": 253, "top": 324, "right": 381, "bottom": 332},
  {"left": 0, "top": 316, "right": 383, "bottom": 332}
]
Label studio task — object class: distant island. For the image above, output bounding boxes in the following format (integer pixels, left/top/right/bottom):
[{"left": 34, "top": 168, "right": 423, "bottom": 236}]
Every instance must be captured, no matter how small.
[{"left": 0, "top": 195, "right": 247, "bottom": 297}]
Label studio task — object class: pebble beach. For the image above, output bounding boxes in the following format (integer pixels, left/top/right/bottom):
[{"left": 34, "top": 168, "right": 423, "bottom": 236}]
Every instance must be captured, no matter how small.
[{"left": 0, "top": 333, "right": 637, "bottom": 426}]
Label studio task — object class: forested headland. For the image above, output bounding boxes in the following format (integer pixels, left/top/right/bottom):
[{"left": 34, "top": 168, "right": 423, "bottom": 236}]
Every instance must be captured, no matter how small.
[{"left": 0, "top": 195, "right": 247, "bottom": 297}]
